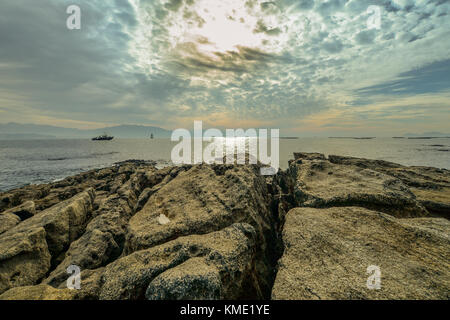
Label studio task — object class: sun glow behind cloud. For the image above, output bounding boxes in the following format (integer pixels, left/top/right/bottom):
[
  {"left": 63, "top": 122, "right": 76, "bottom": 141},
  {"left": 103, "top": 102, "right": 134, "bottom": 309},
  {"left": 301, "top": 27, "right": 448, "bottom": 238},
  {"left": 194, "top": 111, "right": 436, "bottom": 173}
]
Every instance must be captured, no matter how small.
[
  {"left": 129, "top": 0, "right": 305, "bottom": 76},
  {"left": 0, "top": 0, "right": 449, "bottom": 134}
]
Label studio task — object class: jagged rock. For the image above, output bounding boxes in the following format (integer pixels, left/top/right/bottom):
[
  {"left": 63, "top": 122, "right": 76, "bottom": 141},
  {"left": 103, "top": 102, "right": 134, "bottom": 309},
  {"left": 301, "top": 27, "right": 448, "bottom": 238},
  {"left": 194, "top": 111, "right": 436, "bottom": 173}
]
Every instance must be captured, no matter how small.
[
  {"left": 328, "top": 155, "right": 450, "bottom": 216},
  {"left": 0, "top": 189, "right": 95, "bottom": 260},
  {"left": 56, "top": 268, "right": 105, "bottom": 300},
  {"left": 289, "top": 155, "right": 428, "bottom": 217},
  {"left": 293, "top": 152, "right": 326, "bottom": 161},
  {"left": 0, "top": 284, "right": 75, "bottom": 300},
  {"left": 44, "top": 209, "right": 128, "bottom": 287},
  {"left": 2, "top": 201, "right": 36, "bottom": 220},
  {"left": 0, "top": 154, "right": 448, "bottom": 301},
  {"left": 126, "top": 165, "right": 273, "bottom": 252},
  {"left": 99, "top": 223, "right": 262, "bottom": 300},
  {"left": 146, "top": 257, "right": 222, "bottom": 300},
  {"left": 125, "top": 164, "right": 278, "bottom": 296},
  {"left": 0, "top": 227, "right": 51, "bottom": 294},
  {"left": 272, "top": 207, "right": 450, "bottom": 300},
  {"left": 0, "top": 212, "right": 20, "bottom": 235}
]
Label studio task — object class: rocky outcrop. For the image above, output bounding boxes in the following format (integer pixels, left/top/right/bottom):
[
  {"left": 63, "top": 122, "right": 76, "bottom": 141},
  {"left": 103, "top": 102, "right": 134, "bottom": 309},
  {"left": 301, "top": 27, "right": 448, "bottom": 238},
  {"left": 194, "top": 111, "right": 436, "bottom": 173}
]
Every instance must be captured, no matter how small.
[
  {"left": 0, "top": 212, "right": 20, "bottom": 235},
  {"left": 0, "top": 155, "right": 448, "bottom": 300},
  {"left": 124, "top": 164, "right": 279, "bottom": 297},
  {"left": 100, "top": 223, "right": 262, "bottom": 300},
  {"left": 0, "top": 201, "right": 36, "bottom": 235},
  {"left": 288, "top": 153, "right": 428, "bottom": 217},
  {"left": 0, "top": 227, "right": 51, "bottom": 294},
  {"left": 328, "top": 155, "right": 450, "bottom": 217},
  {"left": 0, "top": 189, "right": 95, "bottom": 294},
  {"left": 272, "top": 207, "right": 449, "bottom": 300}
]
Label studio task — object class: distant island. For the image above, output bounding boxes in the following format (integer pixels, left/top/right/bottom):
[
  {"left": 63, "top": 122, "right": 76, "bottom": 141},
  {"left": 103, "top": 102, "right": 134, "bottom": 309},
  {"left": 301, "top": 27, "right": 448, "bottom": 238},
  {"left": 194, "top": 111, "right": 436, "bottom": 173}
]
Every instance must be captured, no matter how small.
[
  {"left": 0, "top": 123, "right": 172, "bottom": 140},
  {"left": 329, "top": 137, "right": 376, "bottom": 140}
]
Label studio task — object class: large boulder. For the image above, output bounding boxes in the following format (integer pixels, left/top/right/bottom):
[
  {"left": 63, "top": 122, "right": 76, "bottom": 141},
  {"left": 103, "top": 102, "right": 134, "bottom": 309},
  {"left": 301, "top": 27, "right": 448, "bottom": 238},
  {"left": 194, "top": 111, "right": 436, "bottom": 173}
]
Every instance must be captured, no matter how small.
[
  {"left": 0, "top": 189, "right": 95, "bottom": 294},
  {"left": 44, "top": 209, "right": 128, "bottom": 287},
  {"left": 328, "top": 155, "right": 450, "bottom": 216},
  {"left": 1, "top": 188, "right": 95, "bottom": 259},
  {"left": 272, "top": 207, "right": 450, "bottom": 300},
  {"left": 0, "top": 227, "right": 51, "bottom": 294},
  {"left": 0, "top": 212, "right": 20, "bottom": 235},
  {"left": 125, "top": 164, "right": 278, "bottom": 296},
  {"left": 99, "top": 223, "right": 263, "bottom": 300},
  {"left": 289, "top": 155, "right": 427, "bottom": 217},
  {"left": 2, "top": 201, "right": 36, "bottom": 220},
  {"left": 0, "top": 201, "right": 37, "bottom": 235}
]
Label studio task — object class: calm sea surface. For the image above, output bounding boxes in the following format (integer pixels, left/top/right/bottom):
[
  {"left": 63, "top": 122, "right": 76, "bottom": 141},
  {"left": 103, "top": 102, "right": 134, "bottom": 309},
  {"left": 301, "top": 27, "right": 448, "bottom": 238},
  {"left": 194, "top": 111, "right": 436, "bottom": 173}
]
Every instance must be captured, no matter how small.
[{"left": 0, "top": 138, "right": 449, "bottom": 192}]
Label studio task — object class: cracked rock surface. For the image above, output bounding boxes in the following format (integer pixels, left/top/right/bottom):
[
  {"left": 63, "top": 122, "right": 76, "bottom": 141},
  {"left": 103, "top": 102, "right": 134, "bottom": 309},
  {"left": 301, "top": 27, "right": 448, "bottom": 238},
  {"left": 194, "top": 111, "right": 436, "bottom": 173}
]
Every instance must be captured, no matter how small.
[{"left": 0, "top": 154, "right": 448, "bottom": 300}]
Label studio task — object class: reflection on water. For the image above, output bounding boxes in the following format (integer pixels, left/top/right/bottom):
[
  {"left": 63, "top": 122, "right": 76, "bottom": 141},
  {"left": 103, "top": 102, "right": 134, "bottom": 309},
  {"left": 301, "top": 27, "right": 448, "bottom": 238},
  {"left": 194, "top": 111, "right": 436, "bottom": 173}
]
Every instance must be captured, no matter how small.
[{"left": 0, "top": 138, "right": 449, "bottom": 191}]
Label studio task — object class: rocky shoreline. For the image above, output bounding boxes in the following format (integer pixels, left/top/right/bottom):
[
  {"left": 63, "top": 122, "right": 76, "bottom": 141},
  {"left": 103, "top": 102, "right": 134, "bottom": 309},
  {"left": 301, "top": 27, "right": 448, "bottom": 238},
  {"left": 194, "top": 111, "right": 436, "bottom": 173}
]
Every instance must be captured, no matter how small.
[{"left": 0, "top": 153, "right": 449, "bottom": 300}]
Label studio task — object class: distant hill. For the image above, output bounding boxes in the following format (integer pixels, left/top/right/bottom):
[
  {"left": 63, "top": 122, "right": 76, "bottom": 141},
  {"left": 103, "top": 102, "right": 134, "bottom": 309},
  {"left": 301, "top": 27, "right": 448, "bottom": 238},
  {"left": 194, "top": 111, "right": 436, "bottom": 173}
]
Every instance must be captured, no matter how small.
[
  {"left": 404, "top": 132, "right": 450, "bottom": 137},
  {"left": 0, "top": 123, "right": 172, "bottom": 139}
]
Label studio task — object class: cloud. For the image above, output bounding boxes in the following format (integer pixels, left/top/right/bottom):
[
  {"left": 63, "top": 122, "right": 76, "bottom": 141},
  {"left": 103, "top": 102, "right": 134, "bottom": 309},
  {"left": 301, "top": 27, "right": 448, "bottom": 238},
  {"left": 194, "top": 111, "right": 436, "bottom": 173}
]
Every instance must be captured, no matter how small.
[{"left": 0, "top": 0, "right": 449, "bottom": 135}]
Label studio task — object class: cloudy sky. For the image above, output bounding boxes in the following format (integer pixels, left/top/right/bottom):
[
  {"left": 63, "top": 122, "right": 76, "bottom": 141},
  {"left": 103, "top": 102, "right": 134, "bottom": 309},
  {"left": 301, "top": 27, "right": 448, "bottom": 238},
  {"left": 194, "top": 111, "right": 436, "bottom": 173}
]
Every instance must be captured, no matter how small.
[{"left": 0, "top": 0, "right": 449, "bottom": 136}]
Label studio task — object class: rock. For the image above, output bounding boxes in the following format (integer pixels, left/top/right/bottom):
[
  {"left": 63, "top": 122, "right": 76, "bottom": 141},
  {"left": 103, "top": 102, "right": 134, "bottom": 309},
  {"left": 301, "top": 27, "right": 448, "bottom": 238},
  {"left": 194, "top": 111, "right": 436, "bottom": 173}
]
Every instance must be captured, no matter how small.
[
  {"left": 100, "top": 224, "right": 263, "bottom": 300},
  {"left": 124, "top": 164, "right": 278, "bottom": 296},
  {"left": 2, "top": 201, "right": 36, "bottom": 220},
  {"left": 0, "top": 201, "right": 36, "bottom": 235},
  {"left": 0, "top": 227, "right": 51, "bottom": 294},
  {"left": 57, "top": 268, "right": 105, "bottom": 300},
  {"left": 293, "top": 152, "right": 326, "bottom": 161},
  {"left": 0, "top": 185, "right": 49, "bottom": 212},
  {"left": 289, "top": 155, "right": 428, "bottom": 217},
  {"left": 0, "top": 153, "right": 448, "bottom": 301},
  {"left": 328, "top": 155, "right": 450, "bottom": 216},
  {"left": 126, "top": 165, "right": 274, "bottom": 252},
  {"left": 44, "top": 210, "right": 127, "bottom": 287},
  {"left": 146, "top": 258, "right": 222, "bottom": 300},
  {"left": 0, "top": 212, "right": 20, "bottom": 235},
  {"left": 272, "top": 207, "right": 450, "bottom": 300},
  {"left": 1, "top": 189, "right": 95, "bottom": 260},
  {"left": 0, "top": 284, "right": 75, "bottom": 300}
]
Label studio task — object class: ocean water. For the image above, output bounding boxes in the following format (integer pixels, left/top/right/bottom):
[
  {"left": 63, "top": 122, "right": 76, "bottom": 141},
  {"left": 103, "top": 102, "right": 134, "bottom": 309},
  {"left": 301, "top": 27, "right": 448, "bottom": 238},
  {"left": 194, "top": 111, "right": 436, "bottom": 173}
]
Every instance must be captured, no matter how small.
[{"left": 0, "top": 138, "right": 449, "bottom": 192}]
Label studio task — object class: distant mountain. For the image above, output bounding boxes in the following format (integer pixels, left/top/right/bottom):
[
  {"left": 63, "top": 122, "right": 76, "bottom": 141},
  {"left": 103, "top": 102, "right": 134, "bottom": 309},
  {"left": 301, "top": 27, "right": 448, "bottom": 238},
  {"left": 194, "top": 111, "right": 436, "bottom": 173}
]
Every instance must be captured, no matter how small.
[
  {"left": 0, "top": 123, "right": 172, "bottom": 139},
  {"left": 404, "top": 132, "right": 450, "bottom": 137},
  {"left": 0, "top": 133, "right": 57, "bottom": 140}
]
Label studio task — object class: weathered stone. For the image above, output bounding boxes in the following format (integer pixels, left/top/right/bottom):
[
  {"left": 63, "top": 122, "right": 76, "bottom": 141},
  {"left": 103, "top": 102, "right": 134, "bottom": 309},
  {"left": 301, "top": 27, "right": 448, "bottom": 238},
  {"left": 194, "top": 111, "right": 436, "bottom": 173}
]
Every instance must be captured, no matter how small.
[
  {"left": 0, "top": 154, "right": 448, "bottom": 301},
  {"left": 0, "top": 227, "right": 51, "bottom": 294},
  {"left": 0, "top": 212, "right": 20, "bottom": 235},
  {"left": 125, "top": 164, "right": 278, "bottom": 296},
  {"left": 100, "top": 224, "right": 262, "bottom": 300},
  {"left": 289, "top": 155, "right": 428, "bottom": 217},
  {"left": 126, "top": 165, "right": 274, "bottom": 252},
  {"left": 328, "top": 155, "right": 450, "bottom": 216},
  {"left": 2, "top": 201, "right": 36, "bottom": 220},
  {"left": 146, "top": 258, "right": 222, "bottom": 300},
  {"left": 0, "top": 284, "right": 75, "bottom": 300},
  {"left": 3, "top": 189, "right": 94, "bottom": 259},
  {"left": 272, "top": 207, "right": 450, "bottom": 300},
  {"left": 44, "top": 210, "right": 127, "bottom": 287}
]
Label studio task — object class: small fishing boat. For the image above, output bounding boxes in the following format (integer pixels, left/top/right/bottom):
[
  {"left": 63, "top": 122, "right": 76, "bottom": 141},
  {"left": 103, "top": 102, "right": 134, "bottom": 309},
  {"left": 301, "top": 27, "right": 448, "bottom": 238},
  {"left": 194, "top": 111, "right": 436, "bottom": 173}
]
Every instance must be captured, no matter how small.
[{"left": 92, "top": 133, "right": 114, "bottom": 141}]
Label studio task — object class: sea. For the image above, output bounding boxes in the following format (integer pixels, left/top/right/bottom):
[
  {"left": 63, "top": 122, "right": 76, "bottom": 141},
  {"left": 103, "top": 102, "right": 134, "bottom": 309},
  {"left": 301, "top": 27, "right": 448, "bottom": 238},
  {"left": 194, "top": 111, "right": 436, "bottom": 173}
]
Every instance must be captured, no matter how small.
[{"left": 0, "top": 137, "right": 449, "bottom": 192}]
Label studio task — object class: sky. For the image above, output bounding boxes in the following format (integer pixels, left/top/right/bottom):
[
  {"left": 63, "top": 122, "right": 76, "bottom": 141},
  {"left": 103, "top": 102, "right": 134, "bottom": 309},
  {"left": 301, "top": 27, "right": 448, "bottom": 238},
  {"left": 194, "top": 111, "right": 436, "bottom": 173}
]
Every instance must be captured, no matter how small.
[{"left": 0, "top": 0, "right": 449, "bottom": 136}]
